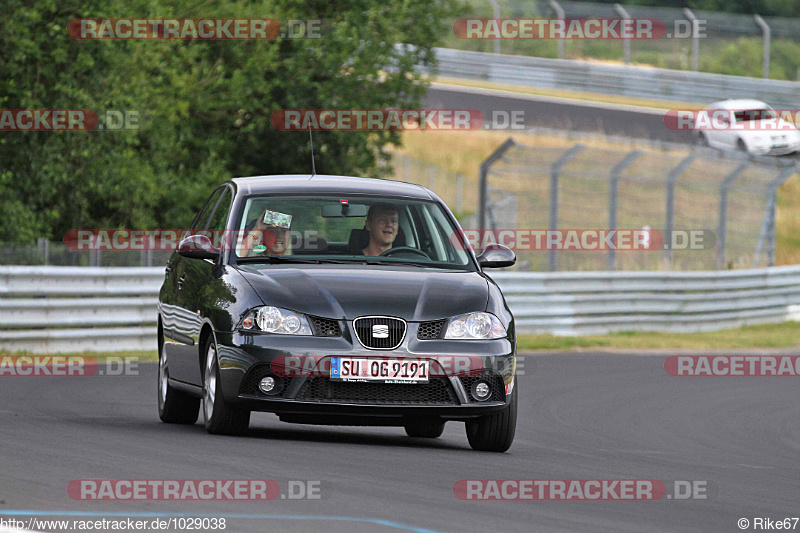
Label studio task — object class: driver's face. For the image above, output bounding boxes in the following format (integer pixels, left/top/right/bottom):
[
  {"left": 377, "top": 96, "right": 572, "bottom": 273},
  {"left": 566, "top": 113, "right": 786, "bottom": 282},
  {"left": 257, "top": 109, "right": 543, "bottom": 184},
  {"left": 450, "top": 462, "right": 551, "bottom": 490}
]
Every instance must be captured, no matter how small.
[
  {"left": 365, "top": 211, "right": 398, "bottom": 247},
  {"left": 268, "top": 228, "right": 288, "bottom": 255}
]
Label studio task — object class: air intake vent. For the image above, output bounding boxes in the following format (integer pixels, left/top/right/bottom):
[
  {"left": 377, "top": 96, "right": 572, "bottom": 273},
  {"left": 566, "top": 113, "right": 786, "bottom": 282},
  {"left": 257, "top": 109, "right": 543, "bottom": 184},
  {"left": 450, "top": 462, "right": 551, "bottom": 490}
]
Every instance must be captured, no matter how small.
[
  {"left": 296, "top": 377, "right": 457, "bottom": 405},
  {"left": 308, "top": 316, "right": 342, "bottom": 337},
  {"left": 353, "top": 316, "right": 406, "bottom": 350},
  {"left": 417, "top": 320, "right": 445, "bottom": 340}
]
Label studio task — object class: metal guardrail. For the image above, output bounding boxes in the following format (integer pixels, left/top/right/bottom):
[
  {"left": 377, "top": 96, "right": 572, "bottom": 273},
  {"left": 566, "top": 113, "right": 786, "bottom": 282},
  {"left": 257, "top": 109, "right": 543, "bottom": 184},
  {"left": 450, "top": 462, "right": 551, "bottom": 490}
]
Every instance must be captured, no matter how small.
[
  {"left": 492, "top": 265, "right": 800, "bottom": 335},
  {"left": 1, "top": 265, "right": 799, "bottom": 351},
  {"left": 433, "top": 47, "right": 800, "bottom": 107},
  {"left": 0, "top": 267, "right": 163, "bottom": 353}
]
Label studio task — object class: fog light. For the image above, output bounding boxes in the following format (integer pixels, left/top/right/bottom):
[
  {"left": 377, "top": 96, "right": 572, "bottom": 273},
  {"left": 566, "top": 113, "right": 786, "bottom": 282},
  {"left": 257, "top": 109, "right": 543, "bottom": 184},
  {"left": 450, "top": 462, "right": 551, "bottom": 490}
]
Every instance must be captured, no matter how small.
[
  {"left": 471, "top": 380, "right": 491, "bottom": 401},
  {"left": 259, "top": 376, "right": 276, "bottom": 394}
]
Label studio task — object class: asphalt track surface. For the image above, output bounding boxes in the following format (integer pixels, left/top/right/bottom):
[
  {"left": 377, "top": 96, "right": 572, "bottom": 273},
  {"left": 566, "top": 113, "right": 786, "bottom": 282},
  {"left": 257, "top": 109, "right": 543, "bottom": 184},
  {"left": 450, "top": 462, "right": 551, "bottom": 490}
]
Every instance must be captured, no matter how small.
[
  {"left": 1, "top": 353, "right": 798, "bottom": 533},
  {"left": 423, "top": 84, "right": 693, "bottom": 143}
]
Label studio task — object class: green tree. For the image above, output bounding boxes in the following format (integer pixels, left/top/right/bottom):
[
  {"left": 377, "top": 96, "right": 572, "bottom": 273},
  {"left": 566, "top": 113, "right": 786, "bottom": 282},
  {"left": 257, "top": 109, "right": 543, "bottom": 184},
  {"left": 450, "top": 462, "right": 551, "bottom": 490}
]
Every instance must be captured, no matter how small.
[{"left": 0, "top": 0, "right": 459, "bottom": 243}]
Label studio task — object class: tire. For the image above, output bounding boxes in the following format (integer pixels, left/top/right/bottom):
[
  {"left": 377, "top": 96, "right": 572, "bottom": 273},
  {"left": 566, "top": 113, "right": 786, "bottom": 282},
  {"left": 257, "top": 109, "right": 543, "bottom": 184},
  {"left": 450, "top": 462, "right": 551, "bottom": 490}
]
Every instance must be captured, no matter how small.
[
  {"left": 158, "top": 339, "right": 200, "bottom": 424},
  {"left": 404, "top": 419, "right": 445, "bottom": 438},
  {"left": 465, "top": 379, "right": 517, "bottom": 452},
  {"left": 203, "top": 337, "right": 250, "bottom": 435},
  {"left": 736, "top": 138, "right": 748, "bottom": 153}
]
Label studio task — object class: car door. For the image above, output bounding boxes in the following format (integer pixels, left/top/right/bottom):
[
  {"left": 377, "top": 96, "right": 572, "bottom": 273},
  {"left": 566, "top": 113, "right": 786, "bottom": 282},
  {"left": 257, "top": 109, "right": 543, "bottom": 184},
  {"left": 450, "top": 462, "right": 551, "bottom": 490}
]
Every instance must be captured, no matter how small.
[
  {"left": 716, "top": 110, "right": 739, "bottom": 150},
  {"left": 180, "top": 185, "right": 234, "bottom": 344},
  {"left": 166, "top": 186, "right": 226, "bottom": 385}
]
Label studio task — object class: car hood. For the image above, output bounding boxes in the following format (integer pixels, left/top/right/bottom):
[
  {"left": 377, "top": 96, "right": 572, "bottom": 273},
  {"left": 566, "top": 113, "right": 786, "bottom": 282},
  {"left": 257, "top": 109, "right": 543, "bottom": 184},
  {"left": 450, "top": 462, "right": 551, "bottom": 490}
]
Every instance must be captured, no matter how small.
[{"left": 236, "top": 264, "right": 489, "bottom": 321}]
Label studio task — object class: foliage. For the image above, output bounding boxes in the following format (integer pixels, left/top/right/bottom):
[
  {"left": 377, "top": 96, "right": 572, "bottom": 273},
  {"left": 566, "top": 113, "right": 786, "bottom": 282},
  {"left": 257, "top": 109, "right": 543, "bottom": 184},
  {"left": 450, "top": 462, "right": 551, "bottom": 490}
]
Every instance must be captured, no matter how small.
[{"left": 0, "top": 0, "right": 459, "bottom": 242}]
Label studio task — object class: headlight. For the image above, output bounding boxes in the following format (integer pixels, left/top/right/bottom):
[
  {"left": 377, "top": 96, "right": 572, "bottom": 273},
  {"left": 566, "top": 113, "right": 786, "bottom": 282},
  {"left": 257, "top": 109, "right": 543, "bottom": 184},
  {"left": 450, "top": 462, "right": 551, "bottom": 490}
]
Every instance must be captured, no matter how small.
[
  {"left": 444, "top": 312, "right": 506, "bottom": 340},
  {"left": 239, "top": 306, "right": 312, "bottom": 335}
]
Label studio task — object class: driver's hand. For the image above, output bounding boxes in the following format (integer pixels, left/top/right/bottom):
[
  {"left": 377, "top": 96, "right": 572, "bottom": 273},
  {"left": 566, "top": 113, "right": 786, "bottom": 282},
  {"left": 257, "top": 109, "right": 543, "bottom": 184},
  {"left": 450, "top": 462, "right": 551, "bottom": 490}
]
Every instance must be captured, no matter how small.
[{"left": 237, "top": 209, "right": 268, "bottom": 256}]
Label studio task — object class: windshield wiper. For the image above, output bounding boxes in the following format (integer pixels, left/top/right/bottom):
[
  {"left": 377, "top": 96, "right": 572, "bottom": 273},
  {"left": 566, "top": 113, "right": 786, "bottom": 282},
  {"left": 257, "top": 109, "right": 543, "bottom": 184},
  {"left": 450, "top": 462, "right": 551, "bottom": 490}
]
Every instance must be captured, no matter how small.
[
  {"left": 361, "top": 258, "right": 458, "bottom": 269},
  {"left": 237, "top": 256, "right": 355, "bottom": 265},
  {"left": 237, "top": 256, "right": 322, "bottom": 264}
]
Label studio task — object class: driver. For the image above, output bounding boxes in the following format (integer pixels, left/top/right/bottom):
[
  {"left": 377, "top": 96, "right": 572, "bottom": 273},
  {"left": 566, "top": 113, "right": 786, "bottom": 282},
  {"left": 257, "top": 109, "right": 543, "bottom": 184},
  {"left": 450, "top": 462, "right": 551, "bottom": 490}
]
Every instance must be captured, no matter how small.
[
  {"left": 237, "top": 208, "right": 292, "bottom": 257},
  {"left": 362, "top": 203, "right": 398, "bottom": 256}
]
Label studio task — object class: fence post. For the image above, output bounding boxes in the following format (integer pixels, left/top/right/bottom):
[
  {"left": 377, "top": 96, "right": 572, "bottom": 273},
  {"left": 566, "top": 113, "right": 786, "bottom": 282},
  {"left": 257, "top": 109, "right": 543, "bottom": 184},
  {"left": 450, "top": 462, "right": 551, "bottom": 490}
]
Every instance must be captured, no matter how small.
[
  {"left": 664, "top": 154, "right": 696, "bottom": 267},
  {"left": 683, "top": 8, "right": 699, "bottom": 72},
  {"left": 456, "top": 174, "right": 464, "bottom": 213},
  {"left": 753, "top": 15, "right": 771, "bottom": 79},
  {"left": 548, "top": 144, "right": 585, "bottom": 271},
  {"left": 607, "top": 150, "right": 642, "bottom": 271},
  {"left": 614, "top": 4, "right": 632, "bottom": 65},
  {"left": 548, "top": 0, "right": 565, "bottom": 60},
  {"left": 37, "top": 238, "right": 50, "bottom": 266},
  {"left": 717, "top": 163, "right": 749, "bottom": 269},
  {"left": 486, "top": 0, "right": 500, "bottom": 55},
  {"left": 753, "top": 167, "right": 796, "bottom": 267},
  {"left": 478, "top": 138, "right": 516, "bottom": 232}
]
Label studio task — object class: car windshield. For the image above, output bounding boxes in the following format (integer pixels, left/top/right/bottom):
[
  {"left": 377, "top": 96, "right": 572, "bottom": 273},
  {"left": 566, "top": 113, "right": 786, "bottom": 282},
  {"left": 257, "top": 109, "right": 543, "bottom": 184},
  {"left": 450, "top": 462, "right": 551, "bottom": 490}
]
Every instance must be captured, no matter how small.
[{"left": 232, "top": 194, "right": 474, "bottom": 270}]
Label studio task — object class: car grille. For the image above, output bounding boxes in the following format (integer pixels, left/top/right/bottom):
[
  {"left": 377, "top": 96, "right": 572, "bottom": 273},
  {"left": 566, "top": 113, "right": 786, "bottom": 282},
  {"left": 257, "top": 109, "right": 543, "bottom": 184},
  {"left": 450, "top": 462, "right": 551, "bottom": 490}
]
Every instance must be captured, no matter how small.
[
  {"left": 309, "top": 315, "right": 342, "bottom": 337},
  {"left": 353, "top": 316, "right": 406, "bottom": 349},
  {"left": 458, "top": 372, "right": 506, "bottom": 403},
  {"left": 417, "top": 320, "right": 445, "bottom": 340},
  {"left": 239, "top": 363, "right": 292, "bottom": 397},
  {"left": 295, "top": 377, "right": 458, "bottom": 405}
]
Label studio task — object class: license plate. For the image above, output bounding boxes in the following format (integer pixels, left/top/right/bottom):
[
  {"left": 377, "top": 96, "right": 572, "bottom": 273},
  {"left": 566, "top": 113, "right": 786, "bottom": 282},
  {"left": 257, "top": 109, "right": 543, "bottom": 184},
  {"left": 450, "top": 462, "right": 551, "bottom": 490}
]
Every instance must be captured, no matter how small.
[{"left": 330, "top": 358, "right": 429, "bottom": 383}]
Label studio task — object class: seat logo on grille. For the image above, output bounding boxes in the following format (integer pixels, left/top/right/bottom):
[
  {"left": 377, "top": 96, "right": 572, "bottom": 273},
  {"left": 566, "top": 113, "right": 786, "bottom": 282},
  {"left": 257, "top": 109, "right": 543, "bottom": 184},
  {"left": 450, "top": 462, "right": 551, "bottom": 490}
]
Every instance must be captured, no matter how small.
[{"left": 372, "top": 324, "right": 389, "bottom": 338}]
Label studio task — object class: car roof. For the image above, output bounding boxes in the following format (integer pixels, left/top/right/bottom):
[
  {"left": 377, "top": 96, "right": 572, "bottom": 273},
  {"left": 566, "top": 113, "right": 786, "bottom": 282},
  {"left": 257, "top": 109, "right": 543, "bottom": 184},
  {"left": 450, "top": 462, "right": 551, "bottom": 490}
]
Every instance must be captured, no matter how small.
[
  {"left": 706, "top": 99, "right": 771, "bottom": 110},
  {"left": 231, "top": 174, "right": 434, "bottom": 199}
]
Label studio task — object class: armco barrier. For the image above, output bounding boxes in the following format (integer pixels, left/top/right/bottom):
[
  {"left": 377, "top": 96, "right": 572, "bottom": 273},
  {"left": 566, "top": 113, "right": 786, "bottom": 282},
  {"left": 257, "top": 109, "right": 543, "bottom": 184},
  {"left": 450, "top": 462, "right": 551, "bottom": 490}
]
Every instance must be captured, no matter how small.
[
  {"left": 491, "top": 266, "right": 800, "bottom": 335},
  {"left": 0, "top": 266, "right": 163, "bottom": 353},
  {"left": 1, "top": 265, "right": 799, "bottom": 352},
  {"left": 432, "top": 47, "right": 800, "bottom": 108}
]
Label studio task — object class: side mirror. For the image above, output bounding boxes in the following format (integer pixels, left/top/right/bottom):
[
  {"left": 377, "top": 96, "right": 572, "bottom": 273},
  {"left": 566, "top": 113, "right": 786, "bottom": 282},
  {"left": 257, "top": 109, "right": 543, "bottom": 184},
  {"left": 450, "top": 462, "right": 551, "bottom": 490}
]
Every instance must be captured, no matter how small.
[
  {"left": 177, "top": 234, "right": 220, "bottom": 260},
  {"left": 476, "top": 243, "right": 516, "bottom": 268}
]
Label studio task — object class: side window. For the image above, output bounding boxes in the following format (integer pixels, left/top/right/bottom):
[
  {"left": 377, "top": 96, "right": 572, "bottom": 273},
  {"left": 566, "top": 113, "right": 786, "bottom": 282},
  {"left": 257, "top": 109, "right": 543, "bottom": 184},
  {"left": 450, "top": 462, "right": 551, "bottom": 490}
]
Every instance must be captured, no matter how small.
[
  {"left": 207, "top": 189, "right": 232, "bottom": 232},
  {"left": 190, "top": 188, "right": 224, "bottom": 232}
]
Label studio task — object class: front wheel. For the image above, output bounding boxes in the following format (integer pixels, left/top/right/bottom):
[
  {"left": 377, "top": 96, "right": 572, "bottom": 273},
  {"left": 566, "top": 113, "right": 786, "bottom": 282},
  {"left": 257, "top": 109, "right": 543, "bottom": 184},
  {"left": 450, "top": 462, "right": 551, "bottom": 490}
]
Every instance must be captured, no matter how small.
[
  {"left": 465, "top": 379, "right": 517, "bottom": 452},
  {"left": 203, "top": 338, "right": 250, "bottom": 435},
  {"left": 736, "top": 138, "right": 748, "bottom": 153},
  {"left": 158, "top": 340, "right": 200, "bottom": 424}
]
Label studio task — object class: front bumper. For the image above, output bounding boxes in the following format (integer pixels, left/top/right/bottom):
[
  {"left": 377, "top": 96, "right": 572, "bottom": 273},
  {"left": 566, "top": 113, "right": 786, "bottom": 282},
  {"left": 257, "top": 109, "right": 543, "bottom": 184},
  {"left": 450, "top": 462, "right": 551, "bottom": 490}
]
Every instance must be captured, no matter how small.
[
  {"left": 214, "top": 323, "right": 516, "bottom": 422},
  {"left": 750, "top": 141, "right": 800, "bottom": 156}
]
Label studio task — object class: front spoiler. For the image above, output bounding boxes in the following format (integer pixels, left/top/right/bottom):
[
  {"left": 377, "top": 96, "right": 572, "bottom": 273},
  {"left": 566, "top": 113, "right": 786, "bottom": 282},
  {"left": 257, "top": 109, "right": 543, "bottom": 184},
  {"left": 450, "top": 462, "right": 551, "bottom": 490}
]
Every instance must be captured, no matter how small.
[{"left": 234, "top": 395, "right": 509, "bottom": 420}]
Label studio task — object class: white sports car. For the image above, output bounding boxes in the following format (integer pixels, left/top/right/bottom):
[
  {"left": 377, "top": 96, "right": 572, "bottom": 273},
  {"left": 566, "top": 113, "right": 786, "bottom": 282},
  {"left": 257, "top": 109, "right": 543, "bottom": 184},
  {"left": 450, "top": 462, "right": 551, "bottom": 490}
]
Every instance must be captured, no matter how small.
[{"left": 695, "top": 99, "right": 800, "bottom": 156}]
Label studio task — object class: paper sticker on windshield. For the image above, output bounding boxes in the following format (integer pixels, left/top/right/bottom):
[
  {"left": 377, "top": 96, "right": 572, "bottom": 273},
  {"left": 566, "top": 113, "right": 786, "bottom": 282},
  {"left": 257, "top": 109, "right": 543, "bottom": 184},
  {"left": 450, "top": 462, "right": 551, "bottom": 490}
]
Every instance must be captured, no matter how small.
[
  {"left": 252, "top": 245, "right": 267, "bottom": 253},
  {"left": 262, "top": 209, "right": 292, "bottom": 229}
]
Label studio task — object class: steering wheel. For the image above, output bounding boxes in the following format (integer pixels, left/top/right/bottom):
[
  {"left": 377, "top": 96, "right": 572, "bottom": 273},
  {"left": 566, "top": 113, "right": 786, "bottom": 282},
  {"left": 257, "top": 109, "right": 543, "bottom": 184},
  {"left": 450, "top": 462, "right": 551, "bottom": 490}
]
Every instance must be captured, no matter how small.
[{"left": 379, "top": 246, "right": 431, "bottom": 260}]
